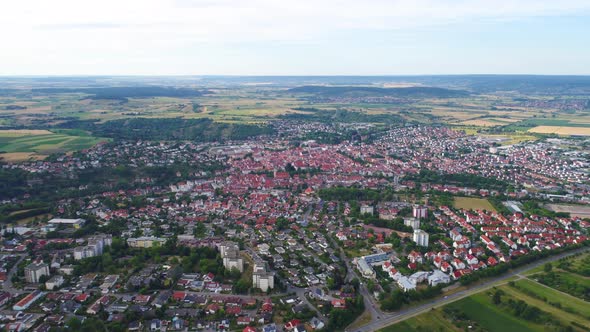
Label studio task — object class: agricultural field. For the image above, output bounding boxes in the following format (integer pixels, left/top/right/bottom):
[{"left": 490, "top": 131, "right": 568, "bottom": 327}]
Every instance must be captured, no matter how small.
[
  {"left": 559, "top": 252, "right": 590, "bottom": 277},
  {"left": 528, "top": 270, "right": 590, "bottom": 301},
  {"left": 545, "top": 204, "right": 590, "bottom": 218},
  {"left": 444, "top": 293, "right": 538, "bottom": 332},
  {"left": 453, "top": 197, "right": 496, "bottom": 212},
  {"left": 460, "top": 118, "right": 516, "bottom": 127},
  {"left": 477, "top": 133, "right": 538, "bottom": 145},
  {"left": 528, "top": 125, "right": 590, "bottom": 136},
  {"left": 1, "top": 78, "right": 590, "bottom": 139},
  {"left": 510, "top": 279, "right": 590, "bottom": 318},
  {"left": 7, "top": 208, "right": 53, "bottom": 225},
  {"left": 382, "top": 283, "right": 590, "bottom": 332},
  {"left": 501, "top": 282, "right": 590, "bottom": 328},
  {"left": 0, "top": 129, "right": 108, "bottom": 162},
  {"left": 380, "top": 308, "right": 460, "bottom": 332}
]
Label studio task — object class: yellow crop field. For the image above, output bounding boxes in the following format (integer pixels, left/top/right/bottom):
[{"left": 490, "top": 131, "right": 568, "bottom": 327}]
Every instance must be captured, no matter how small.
[
  {"left": 0, "top": 129, "right": 53, "bottom": 136},
  {"left": 0, "top": 152, "right": 45, "bottom": 162},
  {"left": 528, "top": 126, "right": 590, "bottom": 136},
  {"left": 460, "top": 119, "right": 503, "bottom": 127}
]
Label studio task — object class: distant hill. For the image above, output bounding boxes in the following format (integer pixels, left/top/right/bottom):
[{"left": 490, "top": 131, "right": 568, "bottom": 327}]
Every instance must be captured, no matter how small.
[
  {"left": 32, "top": 86, "right": 211, "bottom": 99},
  {"left": 287, "top": 86, "right": 470, "bottom": 98},
  {"left": 451, "top": 75, "right": 590, "bottom": 95}
]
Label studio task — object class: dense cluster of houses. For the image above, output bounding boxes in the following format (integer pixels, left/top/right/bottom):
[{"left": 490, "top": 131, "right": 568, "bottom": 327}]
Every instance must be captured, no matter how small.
[
  {"left": 0, "top": 124, "right": 588, "bottom": 330},
  {"left": 350, "top": 204, "right": 588, "bottom": 293},
  {"left": 5, "top": 126, "right": 588, "bottom": 203}
]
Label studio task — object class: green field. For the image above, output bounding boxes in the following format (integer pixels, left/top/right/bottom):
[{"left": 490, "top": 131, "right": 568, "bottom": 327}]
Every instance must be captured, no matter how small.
[
  {"left": 512, "top": 279, "right": 590, "bottom": 318},
  {"left": 529, "top": 269, "right": 590, "bottom": 301},
  {"left": 562, "top": 252, "right": 590, "bottom": 276},
  {"left": 446, "top": 293, "right": 538, "bottom": 332},
  {"left": 0, "top": 130, "right": 108, "bottom": 161},
  {"left": 381, "top": 278, "right": 590, "bottom": 332},
  {"left": 502, "top": 284, "right": 590, "bottom": 328},
  {"left": 558, "top": 270, "right": 590, "bottom": 287},
  {"left": 522, "top": 263, "right": 547, "bottom": 276},
  {"left": 380, "top": 309, "right": 459, "bottom": 332},
  {"left": 453, "top": 197, "right": 496, "bottom": 212}
]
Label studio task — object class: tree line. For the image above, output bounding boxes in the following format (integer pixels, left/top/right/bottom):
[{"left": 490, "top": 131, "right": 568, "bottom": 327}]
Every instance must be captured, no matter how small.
[{"left": 57, "top": 118, "right": 274, "bottom": 142}]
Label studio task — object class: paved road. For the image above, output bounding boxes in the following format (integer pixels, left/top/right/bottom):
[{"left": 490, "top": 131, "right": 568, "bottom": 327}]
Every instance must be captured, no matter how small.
[
  {"left": 287, "top": 285, "right": 326, "bottom": 320},
  {"left": 329, "top": 236, "right": 382, "bottom": 327},
  {"left": 2, "top": 254, "right": 26, "bottom": 295},
  {"left": 349, "top": 247, "right": 589, "bottom": 332}
]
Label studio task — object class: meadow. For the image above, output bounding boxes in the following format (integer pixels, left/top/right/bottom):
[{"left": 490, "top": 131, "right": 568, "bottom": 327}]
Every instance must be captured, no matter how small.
[
  {"left": 445, "top": 292, "right": 538, "bottom": 332},
  {"left": 380, "top": 308, "right": 460, "bottom": 332},
  {"left": 453, "top": 197, "right": 496, "bottom": 212},
  {"left": 0, "top": 129, "right": 108, "bottom": 161},
  {"left": 381, "top": 282, "right": 590, "bottom": 332},
  {"left": 381, "top": 251, "right": 590, "bottom": 332},
  {"left": 510, "top": 279, "right": 590, "bottom": 319}
]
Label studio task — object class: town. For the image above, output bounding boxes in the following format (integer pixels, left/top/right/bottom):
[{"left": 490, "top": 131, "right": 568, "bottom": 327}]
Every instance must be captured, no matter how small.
[
  {"left": 0, "top": 122, "right": 588, "bottom": 332},
  {"left": 2, "top": 1, "right": 590, "bottom": 330}
]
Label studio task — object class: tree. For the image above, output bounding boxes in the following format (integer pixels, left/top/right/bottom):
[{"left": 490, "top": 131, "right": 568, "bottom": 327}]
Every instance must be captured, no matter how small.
[
  {"left": 194, "top": 222, "right": 207, "bottom": 238},
  {"left": 66, "top": 317, "right": 82, "bottom": 330},
  {"left": 544, "top": 263, "right": 553, "bottom": 273},
  {"left": 38, "top": 274, "right": 50, "bottom": 284},
  {"left": 492, "top": 290, "right": 503, "bottom": 305},
  {"left": 228, "top": 267, "right": 241, "bottom": 279},
  {"left": 326, "top": 277, "right": 336, "bottom": 290},
  {"left": 276, "top": 217, "right": 290, "bottom": 231},
  {"left": 234, "top": 279, "right": 251, "bottom": 294}
]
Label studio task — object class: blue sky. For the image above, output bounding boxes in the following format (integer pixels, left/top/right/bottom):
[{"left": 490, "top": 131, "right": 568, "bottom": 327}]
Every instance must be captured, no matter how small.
[{"left": 1, "top": 0, "right": 589, "bottom": 75}]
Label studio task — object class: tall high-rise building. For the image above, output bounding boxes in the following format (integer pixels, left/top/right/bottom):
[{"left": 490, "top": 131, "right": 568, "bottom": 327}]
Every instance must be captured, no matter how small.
[
  {"left": 219, "top": 241, "right": 244, "bottom": 273},
  {"left": 412, "top": 229, "right": 429, "bottom": 247},
  {"left": 252, "top": 261, "right": 274, "bottom": 292},
  {"left": 413, "top": 205, "right": 428, "bottom": 219},
  {"left": 25, "top": 262, "right": 50, "bottom": 283}
]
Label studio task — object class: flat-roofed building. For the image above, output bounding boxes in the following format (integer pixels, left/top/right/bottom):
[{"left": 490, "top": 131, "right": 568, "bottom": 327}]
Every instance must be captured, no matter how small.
[
  {"left": 219, "top": 242, "right": 244, "bottom": 273},
  {"left": 127, "top": 237, "right": 166, "bottom": 248},
  {"left": 25, "top": 262, "right": 49, "bottom": 283},
  {"left": 252, "top": 261, "right": 274, "bottom": 292},
  {"left": 413, "top": 229, "right": 429, "bottom": 247},
  {"left": 47, "top": 218, "right": 86, "bottom": 229}
]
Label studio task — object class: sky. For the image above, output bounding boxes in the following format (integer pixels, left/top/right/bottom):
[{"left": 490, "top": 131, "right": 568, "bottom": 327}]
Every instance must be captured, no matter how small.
[{"left": 1, "top": 0, "right": 589, "bottom": 76}]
